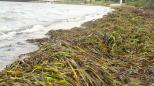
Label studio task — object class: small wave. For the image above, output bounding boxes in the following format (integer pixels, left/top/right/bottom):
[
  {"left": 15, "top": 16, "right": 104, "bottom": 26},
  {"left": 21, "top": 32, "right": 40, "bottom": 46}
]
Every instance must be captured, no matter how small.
[
  {"left": 0, "top": 32, "right": 5, "bottom": 36},
  {"left": 1, "top": 17, "right": 15, "bottom": 21},
  {"left": 21, "top": 25, "right": 44, "bottom": 33},
  {"left": 0, "top": 31, "right": 16, "bottom": 40}
]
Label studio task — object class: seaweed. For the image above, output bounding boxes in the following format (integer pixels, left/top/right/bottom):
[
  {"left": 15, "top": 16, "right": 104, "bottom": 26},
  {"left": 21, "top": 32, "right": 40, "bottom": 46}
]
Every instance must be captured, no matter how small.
[{"left": 0, "top": 8, "right": 153, "bottom": 86}]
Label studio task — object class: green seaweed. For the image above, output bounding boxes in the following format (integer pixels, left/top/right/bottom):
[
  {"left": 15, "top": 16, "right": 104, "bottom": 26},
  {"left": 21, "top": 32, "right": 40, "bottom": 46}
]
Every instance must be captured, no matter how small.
[{"left": 0, "top": 8, "right": 153, "bottom": 86}]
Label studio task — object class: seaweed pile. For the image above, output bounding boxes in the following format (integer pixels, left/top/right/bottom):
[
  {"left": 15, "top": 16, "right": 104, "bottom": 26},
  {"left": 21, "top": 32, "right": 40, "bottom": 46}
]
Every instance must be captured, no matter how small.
[{"left": 0, "top": 8, "right": 153, "bottom": 86}]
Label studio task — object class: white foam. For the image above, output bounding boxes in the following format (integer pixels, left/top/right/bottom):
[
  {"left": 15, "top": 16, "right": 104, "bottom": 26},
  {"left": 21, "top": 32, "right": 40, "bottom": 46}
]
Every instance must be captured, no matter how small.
[{"left": 0, "top": 1, "right": 113, "bottom": 70}]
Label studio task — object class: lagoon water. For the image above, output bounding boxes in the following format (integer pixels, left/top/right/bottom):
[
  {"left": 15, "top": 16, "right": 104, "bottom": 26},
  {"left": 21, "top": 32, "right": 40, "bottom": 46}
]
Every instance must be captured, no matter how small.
[{"left": 0, "top": 1, "right": 113, "bottom": 70}]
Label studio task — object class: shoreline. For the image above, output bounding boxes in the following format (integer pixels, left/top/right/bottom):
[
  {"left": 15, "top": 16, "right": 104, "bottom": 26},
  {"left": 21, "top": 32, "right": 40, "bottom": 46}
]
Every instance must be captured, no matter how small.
[
  {"left": 0, "top": 2, "right": 113, "bottom": 70},
  {"left": 0, "top": 8, "right": 153, "bottom": 86}
]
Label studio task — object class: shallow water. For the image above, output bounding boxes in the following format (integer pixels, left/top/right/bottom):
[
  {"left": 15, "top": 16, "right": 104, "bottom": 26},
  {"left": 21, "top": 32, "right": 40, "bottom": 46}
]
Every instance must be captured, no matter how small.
[{"left": 0, "top": 1, "right": 113, "bottom": 70}]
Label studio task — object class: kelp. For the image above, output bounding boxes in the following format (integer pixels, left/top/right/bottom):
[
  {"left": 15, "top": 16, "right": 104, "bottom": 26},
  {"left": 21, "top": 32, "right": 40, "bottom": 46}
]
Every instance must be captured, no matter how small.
[{"left": 0, "top": 8, "right": 153, "bottom": 86}]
